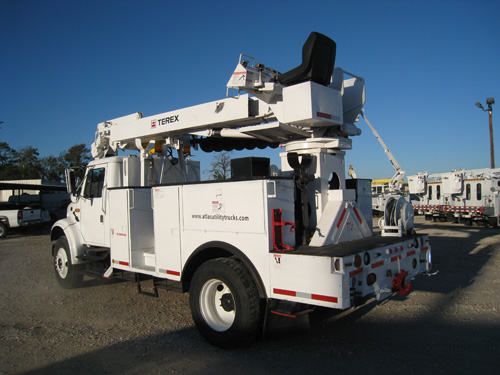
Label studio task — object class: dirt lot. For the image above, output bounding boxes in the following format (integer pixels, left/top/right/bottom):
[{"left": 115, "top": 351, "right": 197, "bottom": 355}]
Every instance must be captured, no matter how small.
[{"left": 1, "top": 217, "right": 499, "bottom": 375}]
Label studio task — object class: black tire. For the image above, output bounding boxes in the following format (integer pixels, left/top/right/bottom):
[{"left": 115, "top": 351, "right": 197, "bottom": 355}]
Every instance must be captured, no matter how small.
[
  {"left": 189, "top": 257, "right": 262, "bottom": 348},
  {"left": 0, "top": 222, "right": 7, "bottom": 239},
  {"left": 53, "top": 236, "right": 84, "bottom": 289}
]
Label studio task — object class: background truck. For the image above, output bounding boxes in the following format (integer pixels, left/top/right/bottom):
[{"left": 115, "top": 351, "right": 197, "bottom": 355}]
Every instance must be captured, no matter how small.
[
  {"left": 0, "top": 202, "right": 49, "bottom": 239},
  {"left": 409, "top": 168, "right": 500, "bottom": 226},
  {"left": 8, "top": 192, "right": 71, "bottom": 222},
  {"left": 51, "top": 32, "right": 432, "bottom": 348}
]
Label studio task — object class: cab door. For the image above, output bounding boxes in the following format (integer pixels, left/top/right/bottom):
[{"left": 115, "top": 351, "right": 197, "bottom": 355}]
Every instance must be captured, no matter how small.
[{"left": 79, "top": 167, "right": 108, "bottom": 246}]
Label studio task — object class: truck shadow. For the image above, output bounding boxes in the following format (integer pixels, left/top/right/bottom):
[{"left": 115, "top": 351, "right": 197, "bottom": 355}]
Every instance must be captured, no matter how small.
[{"left": 20, "top": 312, "right": 499, "bottom": 375}]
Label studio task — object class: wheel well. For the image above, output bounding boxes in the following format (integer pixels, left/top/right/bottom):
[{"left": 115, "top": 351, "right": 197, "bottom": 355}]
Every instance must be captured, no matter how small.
[
  {"left": 0, "top": 216, "right": 10, "bottom": 228},
  {"left": 50, "top": 226, "right": 66, "bottom": 254},
  {"left": 182, "top": 241, "right": 267, "bottom": 299}
]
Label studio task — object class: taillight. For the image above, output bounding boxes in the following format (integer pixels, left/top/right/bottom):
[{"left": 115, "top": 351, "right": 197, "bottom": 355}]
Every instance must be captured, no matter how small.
[
  {"left": 18, "top": 211, "right": 23, "bottom": 220},
  {"left": 354, "top": 254, "right": 362, "bottom": 268},
  {"left": 367, "top": 273, "right": 376, "bottom": 286},
  {"left": 333, "top": 258, "right": 341, "bottom": 272}
]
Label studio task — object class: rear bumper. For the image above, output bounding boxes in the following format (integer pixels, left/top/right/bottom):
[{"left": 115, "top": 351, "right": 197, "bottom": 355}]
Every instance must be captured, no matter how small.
[{"left": 269, "top": 235, "right": 431, "bottom": 310}]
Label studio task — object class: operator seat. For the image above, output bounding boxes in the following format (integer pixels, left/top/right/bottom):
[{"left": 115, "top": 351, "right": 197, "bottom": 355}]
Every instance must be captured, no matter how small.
[{"left": 278, "top": 32, "right": 336, "bottom": 87}]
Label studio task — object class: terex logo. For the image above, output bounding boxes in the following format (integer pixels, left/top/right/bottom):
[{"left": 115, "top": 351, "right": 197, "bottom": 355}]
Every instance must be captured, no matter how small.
[{"left": 153, "top": 115, "right": 179, "bottom": 127}]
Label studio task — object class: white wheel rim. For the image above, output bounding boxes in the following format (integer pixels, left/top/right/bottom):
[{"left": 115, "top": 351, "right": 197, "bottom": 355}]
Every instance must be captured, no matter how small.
[
  {"left": 199, "top": 279, "right": 235, "bottom": 332},
  {"left": 55, "top": 247, "right": 69, "bottom": 279}
]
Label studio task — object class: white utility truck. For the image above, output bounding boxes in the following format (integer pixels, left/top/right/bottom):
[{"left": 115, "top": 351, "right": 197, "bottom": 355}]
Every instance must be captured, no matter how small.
[
  {"left": 51, "top": 32, "right": 432, "bottom": 348},
  {"left": 409, "top": 168, "right": 500, "bottom": 226}
]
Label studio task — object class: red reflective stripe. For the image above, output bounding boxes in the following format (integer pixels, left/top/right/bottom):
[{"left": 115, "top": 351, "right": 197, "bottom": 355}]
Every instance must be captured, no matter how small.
[
  {"left": 233, "top": 72, "right": 246, "bottom": 75},
  {"left": 337, "top": 208, "right": 347, "bottom": 228},
  {"left": 353, "top": 208, "right": 362, "bottom": 224},
  {"left": 316, "top": 112, "right": 332, "bottom": 119},
  {"left": 312, "top": 294, "right": 338, "bottom": 303},
  {"left": 420, "top": 246, "right": 429, "bottom": 252},
  {"left": 167, "top": 270, "right": 180, "bottom": 276},
  {"left": 391, "top": 255, "right": 401, "bottom": 262},
  {"left": 371, "top": 260, "right": 384, "bottom": 269},
  {"left": 349, "top": 268, "right": 363, "bottom": 277},
  {"left": 118, "top": 261, "right": 129, "bottom": 266},
  {"left": 273, "top": 288, "right": 296, "bottom": 297},
  {"left": 407, "top": 250, "right": 416, "bottom": 256}
]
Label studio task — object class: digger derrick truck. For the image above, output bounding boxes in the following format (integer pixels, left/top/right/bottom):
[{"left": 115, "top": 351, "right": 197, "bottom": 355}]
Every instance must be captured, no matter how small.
[
  {"left": 409, "top": 168, "right": 500, "bottom": 226},
  {"left": 51, "top": 32, "right": 432, "bottom": 348}
]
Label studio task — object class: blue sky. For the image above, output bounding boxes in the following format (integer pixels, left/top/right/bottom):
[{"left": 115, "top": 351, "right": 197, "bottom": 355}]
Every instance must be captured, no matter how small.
[{"left": 1, "top": 0, "right": 499, "bottom": 180}]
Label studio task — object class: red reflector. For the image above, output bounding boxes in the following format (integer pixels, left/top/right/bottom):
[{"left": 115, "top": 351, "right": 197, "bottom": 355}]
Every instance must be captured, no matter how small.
[
  {"left": 312, "top": 294, "right": 338, "bottom": 303},
  {"left": 353, "top": 208, "right": 362, "bottom": 224},
  {"left": 391, "top": 255, "right": 402, "bottom": 262},
  {"left": 118, "top": 261, "right": 129, "bottom": 266},
  {"left": 337, "top": 208, "right": 347, "bottom": 229},
  {"left": 371, "top": 260, "right": 384, "bottom": 269},
  {"left": 316, "top": 111, "right": 332, "bottom": 119},
  {"left": 407, "top": 250, "right": 416, "bottom": 257},
  {"left": 349, "top": 268, "right": 363, "bottom": 278},
  {"left": 273, "top": 288, "right": 296, "bottom": 297},
  {"left": 167, "top": 270, "right": 180, "bottom": 276}
]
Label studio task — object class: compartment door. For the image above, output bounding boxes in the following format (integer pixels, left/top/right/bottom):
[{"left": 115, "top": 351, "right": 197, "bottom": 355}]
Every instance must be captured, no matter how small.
[{"left": 152, "top": 186, "right": 182, "bottom": 279}]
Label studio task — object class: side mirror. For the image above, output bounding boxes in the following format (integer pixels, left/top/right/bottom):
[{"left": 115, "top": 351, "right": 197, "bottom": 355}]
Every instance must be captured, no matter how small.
[{"left": 65, "top": 168, "right": 79, "bottom": 196}]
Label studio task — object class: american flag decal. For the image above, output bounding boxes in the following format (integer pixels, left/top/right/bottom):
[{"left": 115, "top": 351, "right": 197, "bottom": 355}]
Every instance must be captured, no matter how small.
[{"left": 151, "top": 120, "right": 156, "bottom": 128}]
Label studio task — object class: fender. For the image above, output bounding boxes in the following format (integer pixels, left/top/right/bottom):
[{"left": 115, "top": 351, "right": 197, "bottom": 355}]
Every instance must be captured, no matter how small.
[
  {"left": 50, "top": 218, "right": 87, "bottom": 265},
  {"left": 182, "top": 241, "right": 267, "bottom": 299}
]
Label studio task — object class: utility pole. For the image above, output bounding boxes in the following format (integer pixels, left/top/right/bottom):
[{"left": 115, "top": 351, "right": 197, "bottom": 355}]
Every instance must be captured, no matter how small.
[{"left": 475, "top": 98, "right": 495, "bottom": 168}]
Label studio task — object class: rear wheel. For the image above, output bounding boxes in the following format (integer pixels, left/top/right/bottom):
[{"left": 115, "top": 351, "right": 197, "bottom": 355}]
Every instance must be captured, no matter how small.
[
  {"left": 0, "top": 222, "right": 7, "bottom": 239},
  {"left": 53, "top": 236, "right": 83, "bottom": 289},
  {"left": 189, "top": 258, "right": 262, "bottom": 348}
]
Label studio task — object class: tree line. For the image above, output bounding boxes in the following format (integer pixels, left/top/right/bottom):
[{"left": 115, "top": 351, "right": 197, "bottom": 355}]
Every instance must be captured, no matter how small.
[{"left": 0, "top": 142, "right": 91, "bottom": 182}]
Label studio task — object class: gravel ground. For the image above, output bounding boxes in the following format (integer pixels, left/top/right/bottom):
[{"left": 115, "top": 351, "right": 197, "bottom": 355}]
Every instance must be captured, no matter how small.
[{"left": 1, "top": 216, "right": 499, "bottom": 375}]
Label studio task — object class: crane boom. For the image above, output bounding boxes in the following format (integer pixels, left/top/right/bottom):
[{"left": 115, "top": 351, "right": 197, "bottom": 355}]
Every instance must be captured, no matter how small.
[{"left": 360, "top": 110, "right": 405, "bottom": 192}]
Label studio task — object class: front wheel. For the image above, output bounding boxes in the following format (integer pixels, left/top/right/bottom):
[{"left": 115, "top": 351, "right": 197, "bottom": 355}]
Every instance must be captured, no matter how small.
[
  {"left": 189, "top": 258, "right": 262, "bottom": 348},
  {"left": 53, "top": 236, "right": 83, "bottom": 289}
]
